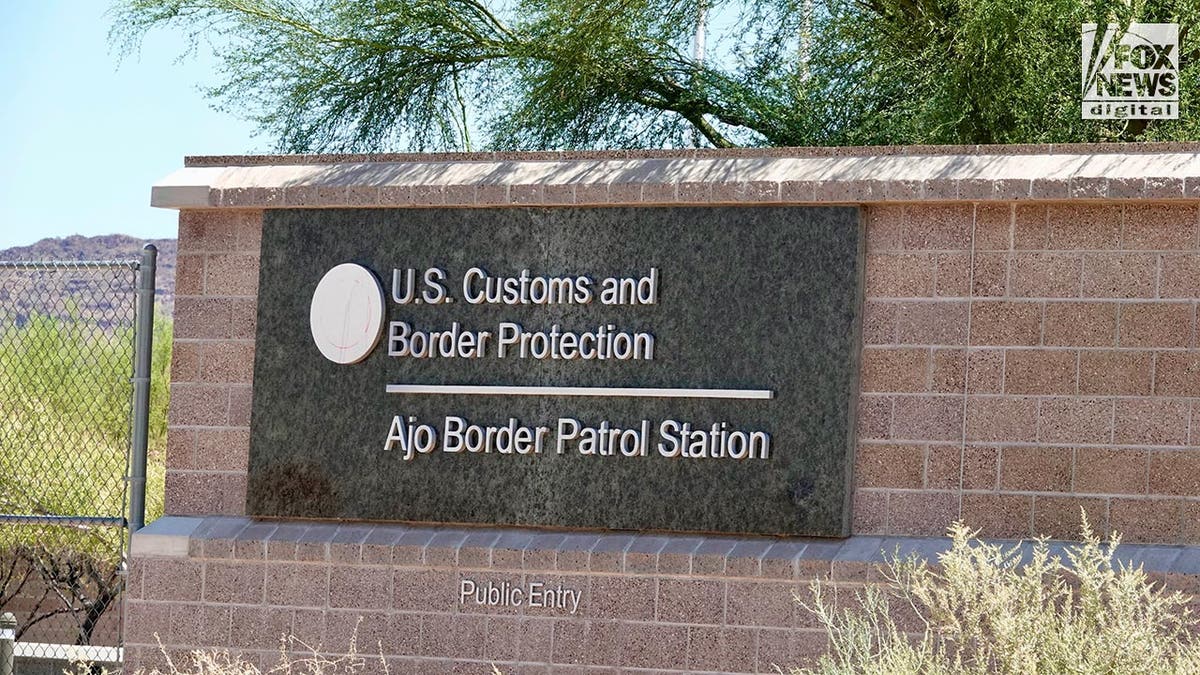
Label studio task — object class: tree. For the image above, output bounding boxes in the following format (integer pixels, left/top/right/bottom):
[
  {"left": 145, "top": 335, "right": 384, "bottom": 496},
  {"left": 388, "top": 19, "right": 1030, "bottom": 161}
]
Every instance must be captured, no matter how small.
[{"left": 110, "top": 0, "right": 1200, "bottom": 152}]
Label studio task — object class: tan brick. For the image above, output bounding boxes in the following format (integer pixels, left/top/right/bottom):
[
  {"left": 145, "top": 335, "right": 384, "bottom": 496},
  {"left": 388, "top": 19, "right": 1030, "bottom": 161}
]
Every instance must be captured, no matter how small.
[
  {"left": 1114, "top": 398, "right": 1190, "bottom": 446},
  {"left": 1181, "top": 502, "right": 1200, "bottom": 545},
  {"left": 1033, "top": 495, "right": 1108, "bottom": 540},
  {"left": 902, "top": 204, "right": 973, "bottom": 250},
  {"left": 125, "top": 602, "right": 172, "bottom": 644},
  {"left": 967, "top": 349, "right": 1005, "bottom": 393},
  {"left": 143, "top": 559, "right": 203, "bottom": 602},
  {"left": 1119, "top": 303, "right": 1194, "bottom": 348},
  {"left": 860, "top": 347, "right": 928, "bottom": 392},
  {"left": 1079, "top": 351, "right": 1153, "bottom": 395},
  {"left": 971, "top": 252, "right": 1008, "bottom": 297},
  {"left": 168, "top": 603, "right": 231, "bottom": 647},
  {"left": 232, "top": 211, "right": 264, "bottom": 252},
  {"left": 170, "top": 340, "right": 201, "bottom": 382},
  {"left": 657, "top": 578, "right": 725, "bottom": 625},
  {"left": 228, "top": 606, "right": 292, "bottom": 650},
  {"left": 168, "top": 383, "right": 229, "bottom": 426},
  {"left": 231, "top": 298, "right": 258, "bottom": 340},
  {"left": 1160, "top": 254, "right": 1200, "bottom": 298},
  {"left": 854, "top": 444, "right": 924, "bottom": 488},
  {"left": 851, "top": 490, "right": 886, "bottom": 533},
  {"left": 1000, "top": 446, "right": 1072, "bottom": 492},
  {"left": 329, "top": 566, "right": 393, "bottom": 609},
  {"left": 1154, "top": 351, "right": 1200, "bottom": 396},
  {"left": 970, "top": 301, "right": 1042, "bottom": 346},
  {"left": 1148, "top": 451, "right": 1200, "bottom": 496},
  {"left": 1075, "top": 448, "right": 1147, "bottom": 494},
  {"left": 1081, "top": 253, "right": 1157, "bottom": 298},
  {"left": 164, "top": 471, "right": 246, "bottom": 516},
  {"left": 687, "top": 625, "right": 757, "bottom": 673},
  {"left": 973, "top": 204, "right": 1012, "bottom": 250},
  {"left": 417, "top": 614, "right": 488, "bottom": 660},
  {"left": 726, "top": 581, "right": 796, "bottom": 627},
  {"left": 761, "top": 629, "right": 831, "bottom": 671},
  {"left": 619, "top": 623, "right": 690, "bottom": 670},
  {"left": 1013, "top": 205, "right": 1049, "bottom": 249},
  {"left": 1043, "top": 302, "right": 1118, "bottom": 347},
  {"left": 204, "top": 561, "right": 264, "bottom": 604},
  {"left": 200, "top": 341, "right": 256, "bottom": 384},
  {"left": 862, "top": 300, "right": 897, "bottom": 345},
  {"left": 175, "top": 297, "right": 233, "bottom": 339},
  {"left": 935, "top": 253, "right": 971, "bottom": 296},
  {"left": 1110, "top": 498, "right": 1182, "bottom": 544},
  {"left": 178, "top": 211, "right": 236, "bottom": 253},
  {"left": 264, "top": 563, "right": 328, "bottom": 607},
  {"left": 966, "top": 396, "right": 1037, "bottom": 442},
  {"left": 205, "top": 254, "right": 260, "bottom": 296},
  {"left": 961, "top": 493, "right": 1033, "bottom": 539},
  {"left": 392, "top": 569, "right": 459, "bottom": 612},
  {"left": 1122, "top": 204, "right": 1198, "bottom": 250},
  {"left": 887, "top": 491, "right": 957, "bottom": 536},
  {"left": 1010, "top": 253, "right": 1082, "bottom": 298},
  {"left": 856, "top": 395, "right": 892, "bottom": 440},
  {"left": 1039, "top": 397, "right": 1114, "bottom": 444},
  {"left": 588, "top": 576, "right": 656, "bottom": 620},
  {"left": 865, "top": 253, "right": 935, "bottom": 297},
  {"left": 931, "top": 348, "right": 965, "bottom": 392},
  {"left": 165, "top": 428, "right": 197, "bottom": 470},
  {"left": 194, "top": 428, "right": 250, "bottom": 472},
  {"left": 1047, "top": 204, "right": 1121, "bottom": 249},
  {"left": 1004, "top": 349, "right": 1077, "bottom": 395},
  {"left": 896, "top": 301, "right": 969, "bottom": 344},
  {"left": 927, "top": 445, "right": 998, "bottom": 490},
  {"left": 865, "top": 204, "right": 904, "bottom": 251},
  {"left": 175, "top": 254, "right": 205, "bottom": 295},
  {"left": 892, "top": 396, "right": 963, "bottom": 441}
]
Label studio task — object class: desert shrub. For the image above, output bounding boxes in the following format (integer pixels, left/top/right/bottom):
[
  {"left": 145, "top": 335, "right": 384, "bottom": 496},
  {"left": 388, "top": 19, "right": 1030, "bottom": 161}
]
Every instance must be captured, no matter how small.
[
  {"left": 0, "top": 313, "right": 171, "bottom": 643},
  {"left": 134, "top": 627, "right": 387, "bottom": 675},
  {"left": 796, "top": 520, "right": 1200, "bottom": 675}
]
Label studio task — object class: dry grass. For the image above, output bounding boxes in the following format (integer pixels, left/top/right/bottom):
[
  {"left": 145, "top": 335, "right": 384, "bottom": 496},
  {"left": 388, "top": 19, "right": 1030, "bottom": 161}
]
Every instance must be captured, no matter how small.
[{"left": 795, "top": 517, "right": 1200, "bottom": 675}]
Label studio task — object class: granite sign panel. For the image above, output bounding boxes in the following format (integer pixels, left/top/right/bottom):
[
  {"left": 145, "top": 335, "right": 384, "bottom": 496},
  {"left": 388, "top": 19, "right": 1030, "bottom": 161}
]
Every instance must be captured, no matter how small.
[{"left": 248, "top": 206, "right": 864, "bottom": 536}]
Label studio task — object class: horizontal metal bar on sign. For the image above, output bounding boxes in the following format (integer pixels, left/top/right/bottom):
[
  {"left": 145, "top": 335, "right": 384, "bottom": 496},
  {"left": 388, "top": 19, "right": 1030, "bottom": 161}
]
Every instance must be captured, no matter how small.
[
  {"left": 0, "top": 514, "right": 125, "bottom": 527},
  {"left": 0, "top": 260, "right": 139, "bottom": 270},
  {"left": 385, "top": 384, "right": 774, "bottom": 399}
]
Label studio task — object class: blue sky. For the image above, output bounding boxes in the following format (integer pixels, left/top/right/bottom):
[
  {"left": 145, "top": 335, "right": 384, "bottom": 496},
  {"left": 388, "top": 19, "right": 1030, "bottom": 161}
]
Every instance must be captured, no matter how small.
[{"left": 0, "top": 2, "right": 258, "bottom": 250}]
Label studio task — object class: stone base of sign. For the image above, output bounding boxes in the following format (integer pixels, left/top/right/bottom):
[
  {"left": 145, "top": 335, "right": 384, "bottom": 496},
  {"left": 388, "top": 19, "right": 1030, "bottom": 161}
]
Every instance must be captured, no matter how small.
[{"left": 125, "top": 516, "right": 1200, "bottom": 674}]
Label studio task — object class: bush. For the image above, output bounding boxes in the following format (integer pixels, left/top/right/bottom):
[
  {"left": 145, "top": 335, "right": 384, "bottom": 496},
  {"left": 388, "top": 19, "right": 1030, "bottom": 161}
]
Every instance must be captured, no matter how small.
[
  {"left": 796, "top": 519, "right": 1200, "bottom": 675},
  {"left": 0, "top": 312, "right": 171, "bottom": 644}
]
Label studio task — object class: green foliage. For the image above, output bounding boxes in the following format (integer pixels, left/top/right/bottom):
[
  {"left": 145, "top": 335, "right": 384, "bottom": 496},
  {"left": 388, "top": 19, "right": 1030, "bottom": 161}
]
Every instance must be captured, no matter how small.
[
  {"left": 110, "top": 0, "right": 1200, "bottom": 150},
  {"left": 0, "top": 313, "right": 171, "bottom": 644},
  {"left": 796, "top": 520, "right": 1200, "bottom": 675},
  {"left": 0, "top": 314, "right": 170, "bottom": 554}
]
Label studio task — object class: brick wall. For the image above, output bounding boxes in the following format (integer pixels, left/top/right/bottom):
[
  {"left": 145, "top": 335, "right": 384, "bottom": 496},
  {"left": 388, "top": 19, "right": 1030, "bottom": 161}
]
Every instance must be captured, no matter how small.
[
  {"left": 123, "top": 519, "right": 919, "bottom": 674},
  {"left": 855, "top": 202, "right": 1200, "bottom": 544},
  {"left": 166, "top": 210, "right": 262, "bottom": 515},
  {"left": 144, "top": 149, "right": 1200, "bottom": 672},
  {"left": 162, "top": 201, "right": 1200, "bottom": 545}
]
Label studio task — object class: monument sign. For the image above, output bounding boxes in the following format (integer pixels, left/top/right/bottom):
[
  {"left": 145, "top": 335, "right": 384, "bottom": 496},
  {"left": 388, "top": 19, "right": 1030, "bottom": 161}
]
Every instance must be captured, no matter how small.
[{"left": 247, "top": 206, "right": 864, "bottom": 536}]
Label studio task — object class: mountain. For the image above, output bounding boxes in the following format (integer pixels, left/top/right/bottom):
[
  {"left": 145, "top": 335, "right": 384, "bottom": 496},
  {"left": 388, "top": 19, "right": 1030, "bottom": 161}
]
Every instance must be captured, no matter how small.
[{"left": 0, "top": 235, "right": 177, "bottom": 320}]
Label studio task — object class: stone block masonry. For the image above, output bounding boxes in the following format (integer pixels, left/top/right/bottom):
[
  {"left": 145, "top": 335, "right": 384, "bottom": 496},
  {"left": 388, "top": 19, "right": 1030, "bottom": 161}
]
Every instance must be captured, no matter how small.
[{"left": 138, "top": 144, "right": 1200, "bottom": 673}]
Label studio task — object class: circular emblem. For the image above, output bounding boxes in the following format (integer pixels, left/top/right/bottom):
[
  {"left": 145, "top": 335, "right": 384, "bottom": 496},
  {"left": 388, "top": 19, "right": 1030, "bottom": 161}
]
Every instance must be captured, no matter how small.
[{"left": 309, "top": 263, "right": 385, "bottom": 364}]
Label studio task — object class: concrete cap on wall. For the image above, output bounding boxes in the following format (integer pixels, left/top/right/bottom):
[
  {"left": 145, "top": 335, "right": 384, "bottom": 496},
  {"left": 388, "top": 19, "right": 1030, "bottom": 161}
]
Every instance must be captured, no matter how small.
[{"left": 152, "top": 143, "right": 1200, "bottom": 209}]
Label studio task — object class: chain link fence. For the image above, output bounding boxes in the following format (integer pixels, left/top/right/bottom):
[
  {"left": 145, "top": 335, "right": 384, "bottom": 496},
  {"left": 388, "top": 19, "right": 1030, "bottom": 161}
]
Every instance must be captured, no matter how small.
[{"left": 0, "top": 251, "right": 157, "bottom": 668}]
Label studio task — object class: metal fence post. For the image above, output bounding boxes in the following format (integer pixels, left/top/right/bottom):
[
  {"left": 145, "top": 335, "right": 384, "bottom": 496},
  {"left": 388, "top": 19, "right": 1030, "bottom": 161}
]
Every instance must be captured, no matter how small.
[
  {"left": 128, "top": 244, "right": 157, "bottom": 533},
  {"left": 0, "top": 612, "right": 15, "bottom": 675}
]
